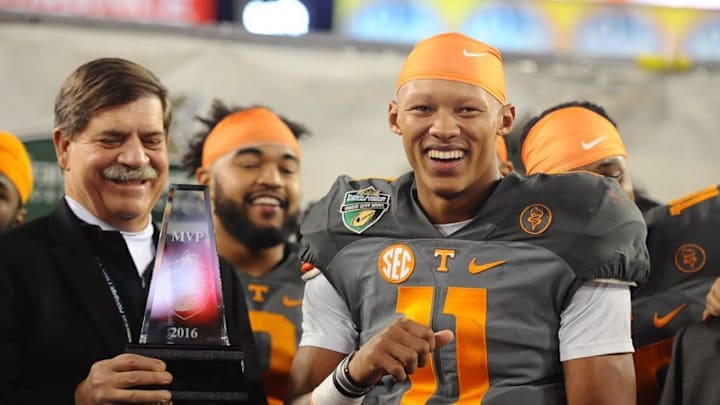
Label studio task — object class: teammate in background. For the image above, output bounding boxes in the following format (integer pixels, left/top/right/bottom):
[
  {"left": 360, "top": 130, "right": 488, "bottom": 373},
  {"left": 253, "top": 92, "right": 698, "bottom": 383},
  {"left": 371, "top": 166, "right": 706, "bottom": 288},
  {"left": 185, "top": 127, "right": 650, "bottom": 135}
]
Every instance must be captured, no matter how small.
[
  {"left": 0, "top": 131, "right": 33, "bottom": 231},
  {"left": 286, "top": 33, "right": 648, "bottom": 404},
  {"left": 633, "top": 185, "right": 720, "bottom": 405},
  {"left": 519, "top": 101, "right": 633, "bottom": 198},
  {"left": 495, "top": 134, "right": 514, "bottom": 176},
  {"left": 704, "top": 254, "right": 720, "bottom": 321},
  {"left": 182, "top": 99, "right": 309, "bottom": 405},
  {"left": 660, "top": 229, "right": 720, "bottom": 403},
  {"left": 518, "top": 100, "right": 698, "bottom": 404},
  {"left": 519, "top": 100, "right": 660, "bottom": 211}
]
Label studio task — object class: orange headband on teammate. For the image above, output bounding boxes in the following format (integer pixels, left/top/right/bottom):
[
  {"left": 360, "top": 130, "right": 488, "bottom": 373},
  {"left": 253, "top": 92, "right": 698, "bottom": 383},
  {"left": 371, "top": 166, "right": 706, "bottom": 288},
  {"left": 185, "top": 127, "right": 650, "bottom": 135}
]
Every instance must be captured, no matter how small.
[
  {"left": 201, "top": 107, "right": 301, "bottom": 168},
  {"left": 395, "top": 32, "right": 506, "bottom": 103},
  {"left": 522, "top": 106, "right": 627, "bottom": 175}
]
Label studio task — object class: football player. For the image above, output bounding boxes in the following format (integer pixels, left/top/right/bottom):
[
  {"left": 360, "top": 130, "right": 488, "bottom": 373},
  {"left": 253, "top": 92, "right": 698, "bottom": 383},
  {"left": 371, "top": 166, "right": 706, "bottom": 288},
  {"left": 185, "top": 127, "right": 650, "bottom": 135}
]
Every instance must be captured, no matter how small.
[
  {"left": 286, "top": 33, "right": 649, "bottom": 405},
  {"left": 182, "top": 100, "right": 309, "bottom": 405},
  {"left": 634, "top": 185, "right": 720, "bottom": 405}
]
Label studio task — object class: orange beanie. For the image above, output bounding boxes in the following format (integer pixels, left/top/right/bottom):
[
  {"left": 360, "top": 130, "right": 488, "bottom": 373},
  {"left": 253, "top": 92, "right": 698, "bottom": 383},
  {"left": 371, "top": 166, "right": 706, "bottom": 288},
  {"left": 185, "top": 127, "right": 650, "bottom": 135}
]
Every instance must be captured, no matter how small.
[
  {"left": 395, "top": 32, "right": 506, "bottom": 103},
  {"left": 201, "top": 107, "right": 301, "bottom": 168},
  {"left": 522, "top": 106, "right": 627, "bottom": 175},
  {"left": 0, "top": 131, "right": 33, "bottom": 204}
]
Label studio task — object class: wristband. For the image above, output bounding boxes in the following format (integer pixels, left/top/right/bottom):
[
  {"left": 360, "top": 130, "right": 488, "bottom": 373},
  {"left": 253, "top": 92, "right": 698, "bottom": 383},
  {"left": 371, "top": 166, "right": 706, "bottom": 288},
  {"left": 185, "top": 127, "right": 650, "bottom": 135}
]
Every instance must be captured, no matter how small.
[
  {"left": 311, "top": 365, "right": 366, "bottom": 405},
  {"left": 334, "top": 351, "right": 372, "bottom": 397},
  {"left": 343, "top": 352, "right": 370, "bottom": 389}
]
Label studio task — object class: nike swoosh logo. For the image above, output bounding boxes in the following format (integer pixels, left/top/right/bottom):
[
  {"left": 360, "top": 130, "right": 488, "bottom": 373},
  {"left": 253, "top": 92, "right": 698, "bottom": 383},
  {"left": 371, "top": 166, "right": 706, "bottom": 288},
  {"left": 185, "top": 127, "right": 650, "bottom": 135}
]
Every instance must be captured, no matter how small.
[
  {"left": 463, "top": 48, "right": 491, "bottom": 58},
  {"left": 653, "top": 303, "right": 687, "bottom": 328},
  {"left": 282, "top": 295, "right": 303, "bottom": 308},
  {"left": 581, "top": 136, "right": 607, "bottom": 150},
  {"left": 468, "top": 259, "right": 507, "bottom": 274}
]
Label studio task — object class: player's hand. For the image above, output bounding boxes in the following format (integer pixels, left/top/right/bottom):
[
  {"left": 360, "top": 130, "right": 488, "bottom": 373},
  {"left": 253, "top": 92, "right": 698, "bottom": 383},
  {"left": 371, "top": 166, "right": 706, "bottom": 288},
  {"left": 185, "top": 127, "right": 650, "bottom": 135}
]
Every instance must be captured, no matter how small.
[
  {"left": 347, "top": 318, "right": 454, "bottom": 386},
  {"left": 74, "top": 353, "right": 173, "bottom": 404},
  {"left": 703, "top": 277, "right": 720, "bottom": 321}
]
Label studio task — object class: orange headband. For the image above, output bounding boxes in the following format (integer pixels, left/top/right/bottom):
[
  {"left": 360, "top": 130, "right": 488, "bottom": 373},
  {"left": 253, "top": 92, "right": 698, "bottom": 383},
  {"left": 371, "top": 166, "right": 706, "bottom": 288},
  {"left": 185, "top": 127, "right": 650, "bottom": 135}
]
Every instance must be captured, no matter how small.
[
  {"left": 201, "top": 107, "right": 301, "bottom": 168},
  {"left": 522, "top": 106, "right": 627, "bottom": 175},
  {"left": 395, "top": 32, "right": 506, "bottom": 103},
  {"left": 0, "top": 131, "right": 33, "bottom": 204},
  {"left": 496, "top": 136, "right": 508, "bottom": 163}
]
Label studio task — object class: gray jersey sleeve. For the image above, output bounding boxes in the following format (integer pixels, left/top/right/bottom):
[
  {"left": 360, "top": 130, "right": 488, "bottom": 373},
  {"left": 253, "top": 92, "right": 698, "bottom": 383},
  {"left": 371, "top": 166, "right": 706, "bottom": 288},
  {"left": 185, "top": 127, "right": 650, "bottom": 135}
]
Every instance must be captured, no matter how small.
[{"left": 513, "top": 173, "right": 650, "bottom": 306}]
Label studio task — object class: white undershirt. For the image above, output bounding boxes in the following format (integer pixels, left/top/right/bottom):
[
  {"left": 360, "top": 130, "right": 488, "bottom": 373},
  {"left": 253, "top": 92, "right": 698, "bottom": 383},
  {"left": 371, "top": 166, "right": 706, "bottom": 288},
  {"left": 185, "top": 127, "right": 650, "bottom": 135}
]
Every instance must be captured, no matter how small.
[
  {"left": 434, "top": 219, "right": 474, "bottom": 236},
  {"left": 300, "top": 275, "right": 632, "bottom": 362},
  {"left": 65, "top": 196, "right": 155, "bottom": 276}
]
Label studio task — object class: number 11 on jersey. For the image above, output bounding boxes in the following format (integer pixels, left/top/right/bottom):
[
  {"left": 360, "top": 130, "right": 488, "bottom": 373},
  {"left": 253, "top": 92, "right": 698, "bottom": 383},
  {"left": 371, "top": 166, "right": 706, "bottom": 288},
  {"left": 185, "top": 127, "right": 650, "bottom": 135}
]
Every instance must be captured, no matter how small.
[{"left": 396, "top": 286, "right": 489, "bottom": 404}]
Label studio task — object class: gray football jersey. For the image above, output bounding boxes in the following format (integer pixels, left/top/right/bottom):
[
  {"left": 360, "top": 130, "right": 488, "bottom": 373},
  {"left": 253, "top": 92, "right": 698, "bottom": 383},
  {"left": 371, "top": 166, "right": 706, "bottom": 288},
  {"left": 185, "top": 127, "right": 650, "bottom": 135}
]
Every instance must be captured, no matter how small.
[
  {"left": 300, "top": 172, "right": 649, "bottom": 404},
  {"left": 632, "top": 185, "right": 720, "bottom": 405},
  {"left": 234, "top": 244, "right": 303, "bottom": 405}
]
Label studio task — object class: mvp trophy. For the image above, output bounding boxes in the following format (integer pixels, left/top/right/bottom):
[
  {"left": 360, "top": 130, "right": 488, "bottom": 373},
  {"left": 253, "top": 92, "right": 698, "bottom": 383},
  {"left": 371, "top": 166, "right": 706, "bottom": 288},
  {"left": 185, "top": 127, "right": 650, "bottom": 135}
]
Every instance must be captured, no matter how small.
[{"left": 127, "top": 184, "right": 247, "bottom": 402}]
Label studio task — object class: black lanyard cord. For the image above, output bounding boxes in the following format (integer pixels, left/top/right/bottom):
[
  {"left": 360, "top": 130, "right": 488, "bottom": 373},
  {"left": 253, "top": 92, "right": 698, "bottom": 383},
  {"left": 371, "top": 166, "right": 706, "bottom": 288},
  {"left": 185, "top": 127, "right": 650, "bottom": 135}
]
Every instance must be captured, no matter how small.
[{"left": 95, "top": 257, "right": 133, "bottom": 344}]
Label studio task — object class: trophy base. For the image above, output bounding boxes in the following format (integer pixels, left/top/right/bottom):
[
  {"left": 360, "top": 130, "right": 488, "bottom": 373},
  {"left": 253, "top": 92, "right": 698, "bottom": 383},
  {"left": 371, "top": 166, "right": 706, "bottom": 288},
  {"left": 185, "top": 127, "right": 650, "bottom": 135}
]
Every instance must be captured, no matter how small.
[{"left": 126, "top": 344, "right": 248, "bottom": 404}]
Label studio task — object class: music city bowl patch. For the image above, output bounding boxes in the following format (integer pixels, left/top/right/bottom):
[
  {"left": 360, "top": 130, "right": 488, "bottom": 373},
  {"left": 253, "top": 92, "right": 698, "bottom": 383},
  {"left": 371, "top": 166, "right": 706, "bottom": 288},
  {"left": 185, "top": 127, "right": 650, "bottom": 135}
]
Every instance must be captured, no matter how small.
[{"left": 340, "top": 186, "right": 391, "bottom": 234}]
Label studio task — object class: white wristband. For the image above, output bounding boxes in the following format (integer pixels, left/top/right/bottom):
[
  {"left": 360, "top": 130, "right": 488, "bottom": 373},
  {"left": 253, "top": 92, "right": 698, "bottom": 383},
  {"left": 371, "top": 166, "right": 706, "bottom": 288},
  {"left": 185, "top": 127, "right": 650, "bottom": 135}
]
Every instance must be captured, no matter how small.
[{"left": 311, "top": 371, "right": 366, "bottom": 405}]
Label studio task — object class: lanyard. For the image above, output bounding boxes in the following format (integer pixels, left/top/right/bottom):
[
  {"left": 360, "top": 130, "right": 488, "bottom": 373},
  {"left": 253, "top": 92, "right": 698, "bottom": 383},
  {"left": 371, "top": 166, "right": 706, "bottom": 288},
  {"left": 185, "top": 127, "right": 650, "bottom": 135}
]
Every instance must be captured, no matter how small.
[{"left": 96, "top": 257, "right": 133, "bottom": 344}]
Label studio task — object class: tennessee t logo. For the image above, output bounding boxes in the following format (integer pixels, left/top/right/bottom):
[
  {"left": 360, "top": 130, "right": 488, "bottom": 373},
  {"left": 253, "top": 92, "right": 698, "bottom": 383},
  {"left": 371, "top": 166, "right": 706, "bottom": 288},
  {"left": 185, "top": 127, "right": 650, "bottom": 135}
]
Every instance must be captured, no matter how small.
[
  {"left": 468, "top": 259, "right": 507, "bottom": 274},
  {"left": 248, "top": 284, "right": 269, "bottom": 302},
  {"left": 434, "top": 249, "right": 456, "bottom": 272}
]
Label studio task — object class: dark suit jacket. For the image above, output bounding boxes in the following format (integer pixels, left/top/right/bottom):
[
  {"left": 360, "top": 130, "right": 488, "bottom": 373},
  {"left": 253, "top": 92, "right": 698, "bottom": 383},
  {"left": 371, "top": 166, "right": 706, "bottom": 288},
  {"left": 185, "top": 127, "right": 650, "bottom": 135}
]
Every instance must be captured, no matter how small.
[{"left": 0, "top": 201, "right": 266, "bottom": 404}]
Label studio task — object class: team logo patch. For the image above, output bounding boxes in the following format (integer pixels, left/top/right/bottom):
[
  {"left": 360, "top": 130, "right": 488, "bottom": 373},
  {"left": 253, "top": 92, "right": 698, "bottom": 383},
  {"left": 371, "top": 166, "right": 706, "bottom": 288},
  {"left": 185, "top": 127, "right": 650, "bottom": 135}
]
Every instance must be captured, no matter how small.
[
  {"left": 340, "top": 186, "right": 391, "bottom": 234},
  {"left": 378, "top": 243, "right": 415, "bottom": 284},
  {"left": 519, "top": 204, "right": 552, "bottom": 235},
  {"left": 674, "top": 243, "right": 706, "bottom": 273}
]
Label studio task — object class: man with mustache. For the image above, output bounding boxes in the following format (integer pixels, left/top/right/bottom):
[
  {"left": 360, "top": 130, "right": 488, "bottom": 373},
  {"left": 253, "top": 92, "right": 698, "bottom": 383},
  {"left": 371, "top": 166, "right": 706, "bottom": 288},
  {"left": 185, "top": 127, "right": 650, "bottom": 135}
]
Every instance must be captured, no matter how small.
[
  {"left": 0, "top": 58, "right": 264, "bottom": 404},
  {"left": 182, "top": 99, "right": 309, "bottom": 405}
]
